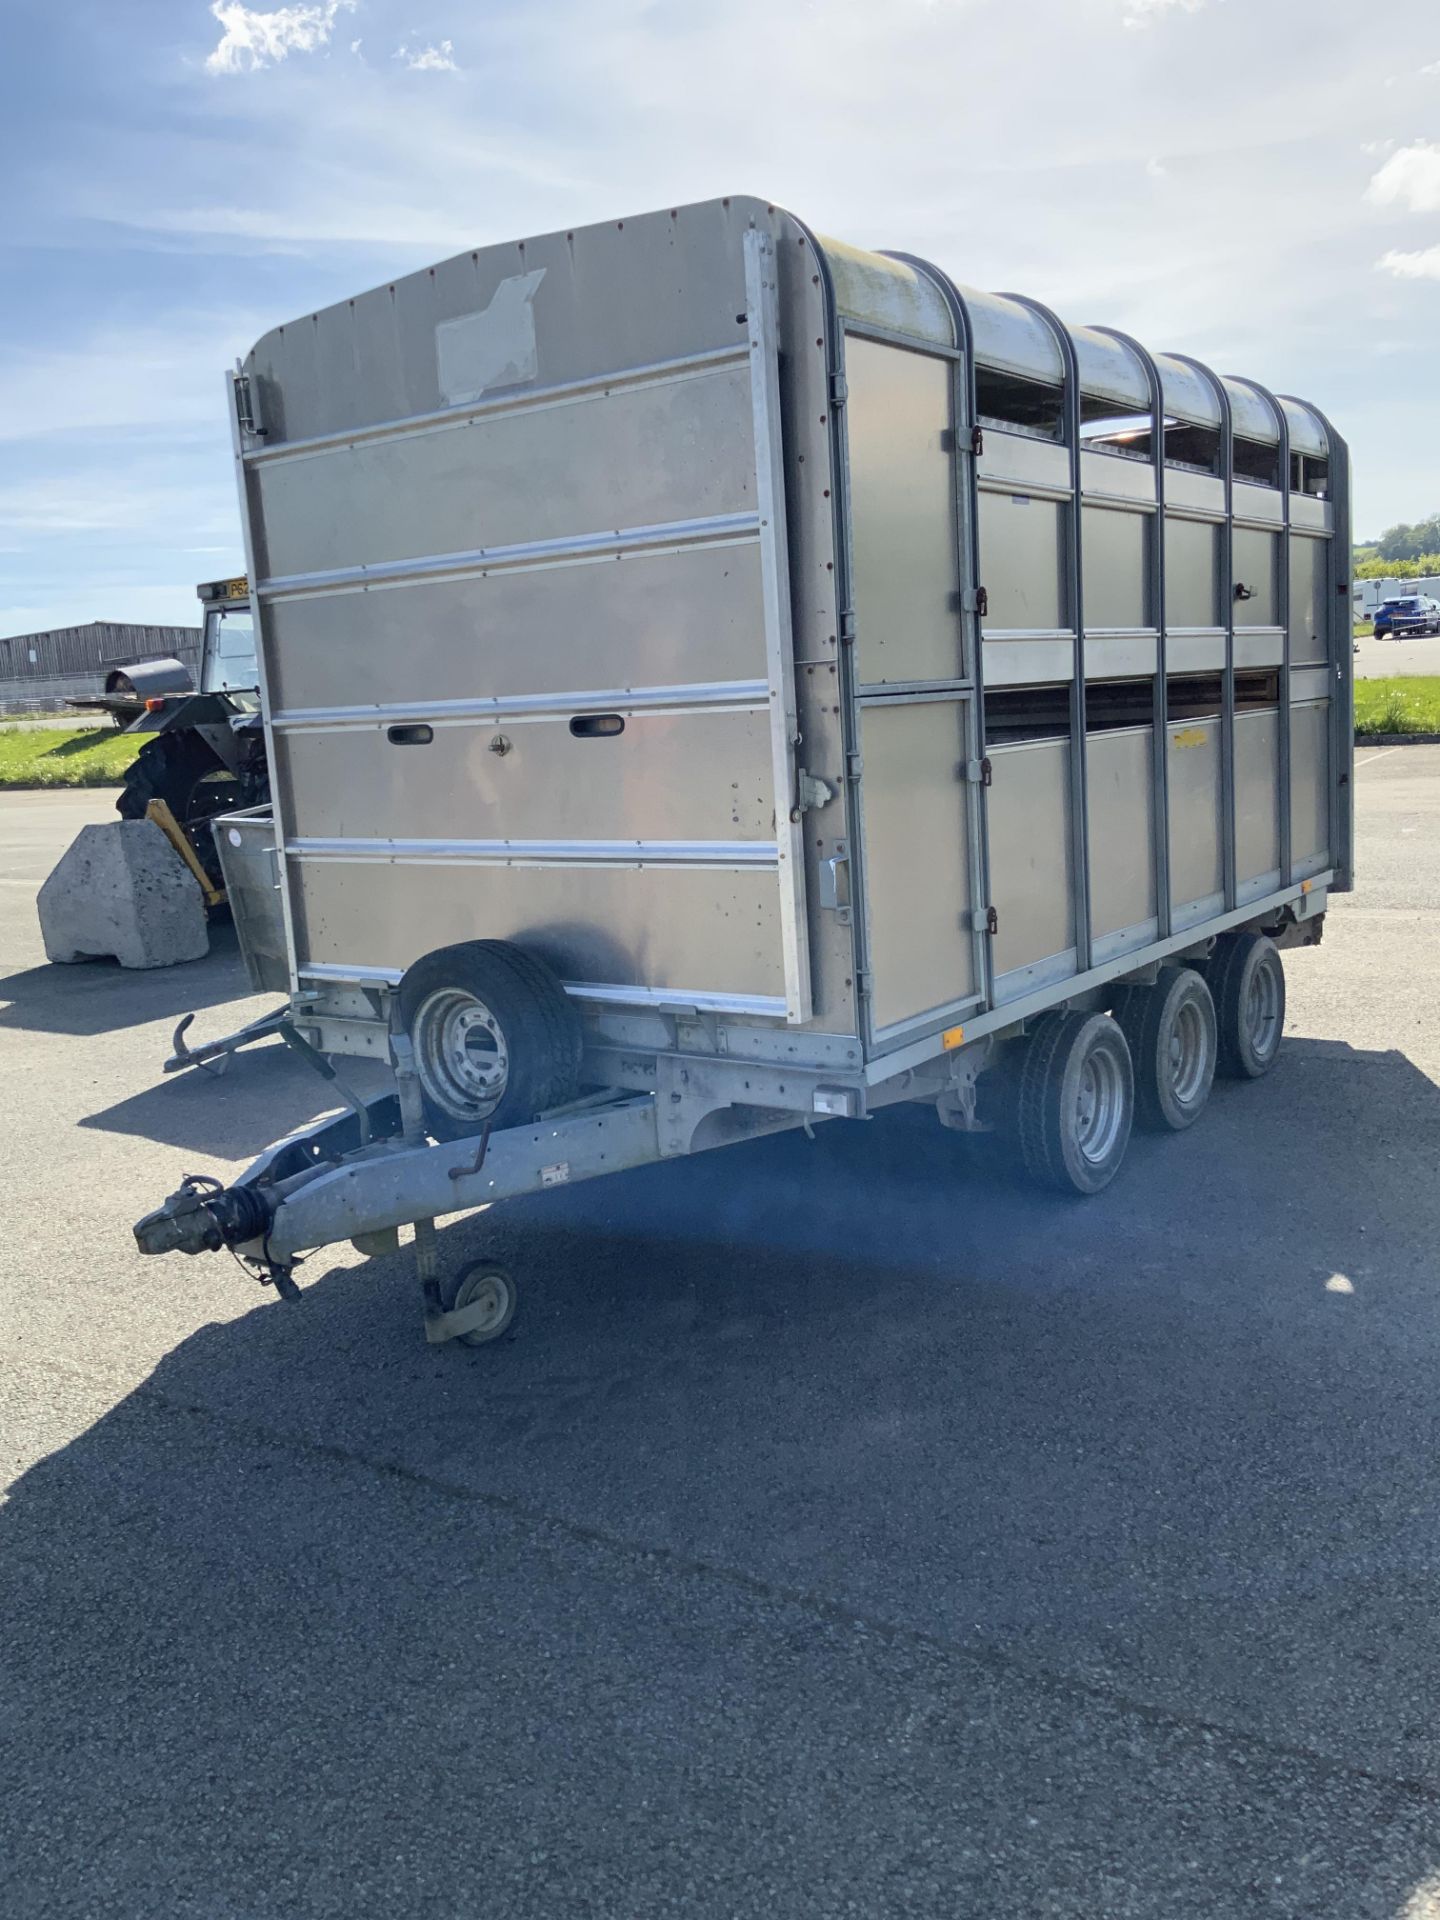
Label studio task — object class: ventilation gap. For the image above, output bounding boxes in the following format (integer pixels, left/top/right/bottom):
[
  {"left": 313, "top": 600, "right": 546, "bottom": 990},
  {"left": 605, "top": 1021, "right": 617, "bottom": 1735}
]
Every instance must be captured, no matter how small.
[
  {"left": 1233, "top": 437, "right": 1281, "bottom": 489},
  {"left": 984, "top": 683, "right": 1070, "bottom": 744},
  {"left": 976, "top": 366, "right": 1065, "bottom": 442},
  {"left": 1166, "top": 674, "right": 1223, "bottom": 722},
  {"left": 1080, "top": 396, "right": 1153, "bottom": 461},
  {"left": 1163, "top": 421, "right": 1222, "bottom": 476},
  {"left": 1085, "top": 678, "right": 1155, "bottom": 732}
]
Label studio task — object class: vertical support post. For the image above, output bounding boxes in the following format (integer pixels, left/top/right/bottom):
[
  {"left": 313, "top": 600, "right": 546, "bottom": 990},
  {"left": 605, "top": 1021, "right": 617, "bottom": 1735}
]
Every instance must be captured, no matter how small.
[
  {"left": 389, "top": 1024, "right": 445, "bottom": 1330},
  {"left": 1095, "top": 328, "right": 1170, "bottom": 939},
  {"left": 1003, "top": 294, "right": 1091, "bottom": 972},
  {"left": 1173, "top": 356, "right": 1236, "bottom": 912},
  {"left": 796, "top": 221, "right": 874, "bottom": 1042},
  {"left": 1282, "top": 398, "right": 1353, "bottom": 891},
  {"left": 885, "top": 251, "right": 994, "bottom": 1009},
  {"left": 744, "top": 227, "right": 812, "bottom": 1026},
  {"left": 1317, "top": 409, "right": 1352, "bottom": 890},
  {"left": 226, "top": 367, "right": 304, "bottom": 999},
  {"left": 1231, "top": 380, "right": 1292, "bottom": 887}
]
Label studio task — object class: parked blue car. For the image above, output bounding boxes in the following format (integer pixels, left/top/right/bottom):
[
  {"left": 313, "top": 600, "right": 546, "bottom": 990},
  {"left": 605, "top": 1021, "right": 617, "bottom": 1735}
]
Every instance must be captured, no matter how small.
[{"left": 1373, "top": 595, "right": 1440, "bottom": 638}]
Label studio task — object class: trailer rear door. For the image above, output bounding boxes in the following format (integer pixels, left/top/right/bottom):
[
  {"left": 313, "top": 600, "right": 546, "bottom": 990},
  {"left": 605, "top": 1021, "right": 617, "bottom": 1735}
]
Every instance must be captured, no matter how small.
[{"left": 232, "top": 220, "right": 812, "bottom": 1024}]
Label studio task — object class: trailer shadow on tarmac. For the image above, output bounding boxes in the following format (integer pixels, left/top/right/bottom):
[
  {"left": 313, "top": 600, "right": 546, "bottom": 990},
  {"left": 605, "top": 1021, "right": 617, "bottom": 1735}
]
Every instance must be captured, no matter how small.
[
  {"left": 7, "top": 1035, "right": 1440, "bottom": 1915},
  {"left": 0, "top": 920, "right": 253, "bottom": 1038}
]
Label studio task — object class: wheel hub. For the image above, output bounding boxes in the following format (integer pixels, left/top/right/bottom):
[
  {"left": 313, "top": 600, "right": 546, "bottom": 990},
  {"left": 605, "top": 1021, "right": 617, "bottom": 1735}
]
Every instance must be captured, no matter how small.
[
  {"left": 1075, "top": 1048, "right": 1125, "bottom": 1165},
  {"left": 413, "top": 986, "right": 510, "bottom": 1118},
  {"left": 1169, "top": 1000, "right": 1208, "bottom": 1104},
  {"left": 1244, "top": 962, "right": 1281, "bottom": 1059}
]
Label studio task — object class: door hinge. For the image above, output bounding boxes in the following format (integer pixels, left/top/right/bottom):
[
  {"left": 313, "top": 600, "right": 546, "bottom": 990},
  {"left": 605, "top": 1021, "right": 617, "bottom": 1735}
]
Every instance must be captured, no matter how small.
[
  {"left": 838, "top": 607, "right": 857, "bottom": 645},
  {"left": 971, "top": 423, "right": 985, "bottom": 456},
  {"left": 233, "top": 372, "right": 267, "bottom": 440},
  {"left": 829, "top": 371, "right": 849, "bottom": 408},
  {"left": 854, "top": 969, "right": 872, "bottom": 998},
  {"left": 844, "top": 750, "right": 864, "bottom": 783},
  {"left": 793, "top": 768, "right": 835, "bottom": 816},
  {"left": 961, "top": 586, "right": 988, "bottom": 617},
  {"left": 971, "top": 905, "right": 998, "bottom": 935},
  {"left": 963, "top": 757, "right": 993, "bottom": 788}
]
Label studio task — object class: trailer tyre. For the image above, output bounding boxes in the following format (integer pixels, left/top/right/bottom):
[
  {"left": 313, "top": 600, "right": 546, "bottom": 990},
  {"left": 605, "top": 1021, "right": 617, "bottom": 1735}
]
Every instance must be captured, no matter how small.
[
  {"left": 1113, "top": 966, "right": 1217, "bottom": 1132},
  {"left": 445, "top": 1261, "right": 517, "bottom": 1346},
  {"left": 1017, "top": 1011, "right": 1133, "bottom": 1196},
  {"left": 398, "top": 940, "right": 582, "bottom": 1141},
  {"left": 1209, "top": 931, "right": 1285, "bottom": 1080}
]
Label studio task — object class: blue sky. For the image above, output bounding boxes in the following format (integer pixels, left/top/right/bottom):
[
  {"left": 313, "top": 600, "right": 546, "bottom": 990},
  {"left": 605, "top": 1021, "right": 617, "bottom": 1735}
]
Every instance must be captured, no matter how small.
[{"left": 2, "top": 0, "right": 1438, "bottom": 636}]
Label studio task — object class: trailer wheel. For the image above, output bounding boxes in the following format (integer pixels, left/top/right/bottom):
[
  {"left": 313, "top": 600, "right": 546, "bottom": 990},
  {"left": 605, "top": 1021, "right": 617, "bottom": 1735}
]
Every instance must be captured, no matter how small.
[
  {"left": 445, "top": 1261, "right": 517, "bottom": 1346},
  {"left": 1017, "top": 1011, "right": 1133, "bottom": 1196},
  {"left": 1208, "top": 931, "right": 1285, "bottom": 1080},
  {"left": 1113, "top": 966, "right": 1217, "bottom": 1132},
  {"left": 397, "top": 940, "right": 581, "bottom": 1140}
]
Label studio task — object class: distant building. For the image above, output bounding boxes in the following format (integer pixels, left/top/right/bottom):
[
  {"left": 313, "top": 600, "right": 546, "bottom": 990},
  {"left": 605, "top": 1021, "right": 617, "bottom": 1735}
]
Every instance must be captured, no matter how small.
[{"left": 0, "top": 621, "right": 202, "bottom": 716}]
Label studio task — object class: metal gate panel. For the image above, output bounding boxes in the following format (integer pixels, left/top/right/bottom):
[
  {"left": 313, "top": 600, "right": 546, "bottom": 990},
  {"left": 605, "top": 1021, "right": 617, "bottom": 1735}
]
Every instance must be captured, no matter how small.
[
  {"left": 1087, "top": 725, "right": 1156, "bottom": 955},
  {"left": 288, "top": 863, "right": 787, "bottom": 1008},
  {"left": 859, "top": 697, "right": 976, "bottom": 1035},
  {"left": 271, "top": 706, "right": 777, "bottom": 848},
  {"left": 988, "top": 737, "right": 1075, "bottom": 998},
  {"left": 262, "top": 543, "right": 766, "bottom": 714},
  {"left": 235, "top": 220, "right": 813, "bottom": 1021},
  {"left": 1288, "top": 534, "right": 1329, "bottom": 666},
  {"left": 1164, "top": 518, "right": 1221, "bottom": 629},
  {"left": 978, "top": 493, "right": 1066, "bottom": 638},
  {"left": 1233, "top": 527, "right": 1278, "bottom": 628},
  {"left": 1167, "top": 718, "right": 1223, "bottom": 926},
  {"left": 844, "top": 337, "right": 962, "bottom": 685},
  {"left": 1081, "top": 508, "right": 1149, "bottom": 632},
  {"left": 1234, "top": 706, "right": 1281, "bottom": 898},
  {"left": 254, "top": 363, "right": 756, "bottom": 584},
  {"left": 1290, "top": 698, "right": 1331, "bottom": 877}
]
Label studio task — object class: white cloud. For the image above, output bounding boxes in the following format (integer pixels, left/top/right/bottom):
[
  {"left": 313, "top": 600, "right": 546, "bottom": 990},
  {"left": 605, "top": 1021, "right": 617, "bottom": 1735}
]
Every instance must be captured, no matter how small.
[
  {"left": 396, "top": 39, "right": 460, "bottom": 72},
  {"left": 1377, "top": 245, "right": 1440, "bottom": 280},
  {"left": 205, "top": 0, "right": 356, "bottom": 75},
  {"left": 1123, "top": 0, "right": 1207, "bottom": 28},
  {"left": 1367, "top": 140, "right": 1440, "bottom": 213}
]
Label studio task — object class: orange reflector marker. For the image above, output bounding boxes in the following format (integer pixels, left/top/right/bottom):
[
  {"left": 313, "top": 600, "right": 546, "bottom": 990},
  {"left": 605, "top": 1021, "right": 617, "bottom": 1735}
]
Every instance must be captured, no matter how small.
[
  {"left": 942, "top": 1025, "right": 965, "bottom": 1051},
  {"left": 145, "top": 697, "right": 166, "bottom": 711},
  {"left": 1301, "top": 879, "right": 1311, "bottom": 893}
]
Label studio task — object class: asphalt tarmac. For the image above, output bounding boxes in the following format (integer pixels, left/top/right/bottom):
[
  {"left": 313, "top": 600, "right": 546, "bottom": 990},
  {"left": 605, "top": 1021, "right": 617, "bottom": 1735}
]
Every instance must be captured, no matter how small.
[{"left": 3, "top": 756, "right": 1438, "bottom": 1918}]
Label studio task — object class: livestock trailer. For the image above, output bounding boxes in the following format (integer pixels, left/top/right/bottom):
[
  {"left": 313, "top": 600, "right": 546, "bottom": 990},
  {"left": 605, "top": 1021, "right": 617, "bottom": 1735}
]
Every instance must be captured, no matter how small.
[{"left": 135, "top": 195, "right": 1351, "bottom": 1346}]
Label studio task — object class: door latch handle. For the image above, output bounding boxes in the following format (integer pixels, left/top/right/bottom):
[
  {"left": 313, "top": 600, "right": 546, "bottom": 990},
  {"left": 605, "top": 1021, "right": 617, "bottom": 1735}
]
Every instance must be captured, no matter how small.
[{"left": 818, "top": 842, "right": 851, "bottom": 925}]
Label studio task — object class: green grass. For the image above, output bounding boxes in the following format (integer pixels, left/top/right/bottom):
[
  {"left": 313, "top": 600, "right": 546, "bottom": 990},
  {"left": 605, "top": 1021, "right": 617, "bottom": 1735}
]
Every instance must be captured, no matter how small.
[
  {"left": 1354, "top": 676, "right": 1440, "bottom": 737},
  {"left": 0, "top": 724, "right": 142, "bottom": 789},
  {"left": 1354, "top": 619, "right": 1373, "bottom": 639}
]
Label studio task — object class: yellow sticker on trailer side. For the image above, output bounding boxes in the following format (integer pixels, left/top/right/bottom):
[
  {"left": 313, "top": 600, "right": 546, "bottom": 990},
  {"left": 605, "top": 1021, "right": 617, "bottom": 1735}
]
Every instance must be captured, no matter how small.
[{"left": 1172, "top": 726, "right": 1210, "bottom": 748}]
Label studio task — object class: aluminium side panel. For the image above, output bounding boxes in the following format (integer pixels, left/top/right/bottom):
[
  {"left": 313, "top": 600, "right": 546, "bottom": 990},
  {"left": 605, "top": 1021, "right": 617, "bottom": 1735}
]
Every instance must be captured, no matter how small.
[{"left": 233, "top": 202, "right": 834, "bottom": 1026}]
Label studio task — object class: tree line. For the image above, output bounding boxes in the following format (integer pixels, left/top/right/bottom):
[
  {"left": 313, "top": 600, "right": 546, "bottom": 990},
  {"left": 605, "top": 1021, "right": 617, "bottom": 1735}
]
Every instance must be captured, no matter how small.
[{"left": 1355, "top": 512, "right": 1440, "bottom": 575}]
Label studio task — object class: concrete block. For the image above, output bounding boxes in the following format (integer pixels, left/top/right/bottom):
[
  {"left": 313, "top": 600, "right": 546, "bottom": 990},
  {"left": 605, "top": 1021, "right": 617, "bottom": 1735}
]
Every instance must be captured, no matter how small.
[{"left": 38, "top": 820, "right": 209, "bottom": 969}]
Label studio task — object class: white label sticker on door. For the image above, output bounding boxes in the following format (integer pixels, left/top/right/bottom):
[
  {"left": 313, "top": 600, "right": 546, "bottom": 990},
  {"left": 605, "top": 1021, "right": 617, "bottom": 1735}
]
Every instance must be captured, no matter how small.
[{"left": 436, "top": 269, "right": 545, "bottom": 405}]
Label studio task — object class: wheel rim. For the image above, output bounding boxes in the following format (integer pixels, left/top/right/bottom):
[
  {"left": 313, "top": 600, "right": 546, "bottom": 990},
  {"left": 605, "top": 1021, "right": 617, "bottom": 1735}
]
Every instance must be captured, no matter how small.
[
  {"left": 1167, "top": 998, "right": 1210, "bottom": 1107},
  {"left": 454, "top": 1269, "right": 512, "bottom": 1339},
  {"left": 413, "top": 986, "right": 509, "bottom": 1118},
  {"left": 1075, "top": 1043, "right": 1127, "bottom": 1165},
  {"left": 1244, "top": 959, "right": 1281, "bottom": 1061}
]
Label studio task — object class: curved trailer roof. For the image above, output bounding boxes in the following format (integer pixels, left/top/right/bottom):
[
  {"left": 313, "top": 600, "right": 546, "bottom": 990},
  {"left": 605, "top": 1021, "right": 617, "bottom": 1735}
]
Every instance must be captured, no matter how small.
[
  {"left": 816, "top": 232, "right": 1332, "bottom": 457},
  {"left": 241, "top": 194, "right": 1337, "bottom": 469}
]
